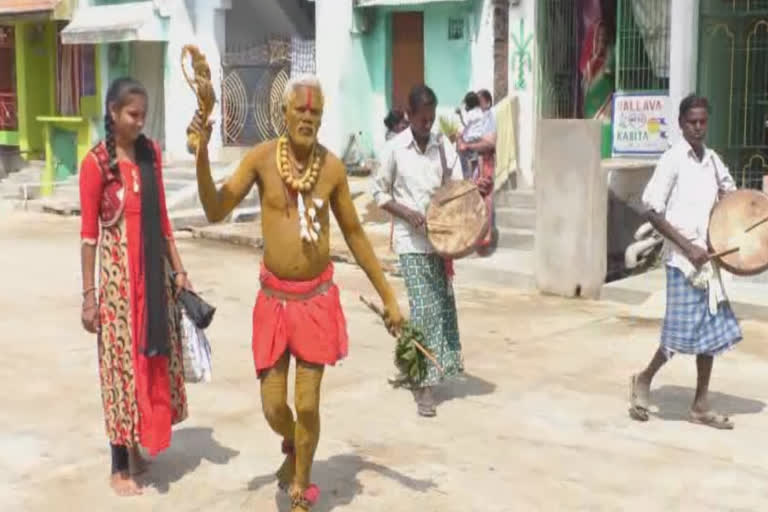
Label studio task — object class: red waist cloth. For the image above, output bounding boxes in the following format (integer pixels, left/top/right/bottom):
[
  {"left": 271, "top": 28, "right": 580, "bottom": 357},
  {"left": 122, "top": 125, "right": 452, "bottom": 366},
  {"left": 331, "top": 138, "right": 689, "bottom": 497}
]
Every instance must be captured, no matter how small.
[{"left": 252, "top": 263, "right": 348, "bottom": 375}]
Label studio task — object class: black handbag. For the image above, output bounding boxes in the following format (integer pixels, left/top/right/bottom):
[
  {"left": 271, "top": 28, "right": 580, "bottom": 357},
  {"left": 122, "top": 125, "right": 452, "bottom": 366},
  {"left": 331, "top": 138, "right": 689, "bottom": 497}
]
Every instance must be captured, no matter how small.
[{"left": 177, "top": 289, "right": 216, "bottom": 329}]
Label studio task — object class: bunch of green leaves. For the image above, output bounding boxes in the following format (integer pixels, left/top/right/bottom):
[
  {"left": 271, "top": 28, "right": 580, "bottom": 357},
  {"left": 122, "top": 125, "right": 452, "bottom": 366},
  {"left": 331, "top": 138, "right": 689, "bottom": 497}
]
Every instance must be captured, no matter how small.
[
  {"left": 438, "top": 116, "right": 459, "bottom": 139},
  {"left": 394, "top": 321, "right": 432, "bottom": 384}
]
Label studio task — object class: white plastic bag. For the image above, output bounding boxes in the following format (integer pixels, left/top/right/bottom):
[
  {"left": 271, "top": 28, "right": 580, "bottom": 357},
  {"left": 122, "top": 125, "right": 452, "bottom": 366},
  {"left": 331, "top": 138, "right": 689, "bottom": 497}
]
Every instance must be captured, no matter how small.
[{"left": 181, "top": 309, "right": 212, "bottom": 383}]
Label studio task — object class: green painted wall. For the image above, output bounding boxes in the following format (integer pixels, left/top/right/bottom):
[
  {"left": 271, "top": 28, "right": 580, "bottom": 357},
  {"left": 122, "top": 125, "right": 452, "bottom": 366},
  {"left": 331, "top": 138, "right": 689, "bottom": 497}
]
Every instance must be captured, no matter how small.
[
  {"left": 341, "top": 3, "right": 472, "bottom": 157},
  {"left": 14, "top": 21, "right": 57, "bottom": 157},
  {"left": 423, "top": 4, "right": 471, "bottom": 109},
  {"left": 338, "top": 14, "right": 390, "bottom": 158}
]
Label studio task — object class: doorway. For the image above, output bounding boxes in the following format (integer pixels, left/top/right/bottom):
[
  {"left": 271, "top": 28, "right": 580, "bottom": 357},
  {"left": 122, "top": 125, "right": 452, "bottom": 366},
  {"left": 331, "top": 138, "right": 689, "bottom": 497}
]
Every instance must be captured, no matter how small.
[{"left": 391, "top": 12, "right": 424, "bottom": 111}]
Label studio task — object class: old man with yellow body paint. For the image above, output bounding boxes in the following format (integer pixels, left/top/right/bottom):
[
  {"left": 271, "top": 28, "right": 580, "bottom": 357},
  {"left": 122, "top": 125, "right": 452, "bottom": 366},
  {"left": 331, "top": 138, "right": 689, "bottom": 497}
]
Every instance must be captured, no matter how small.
[{"left": 191, "top": 75, "right": 403, "bottom": 511}]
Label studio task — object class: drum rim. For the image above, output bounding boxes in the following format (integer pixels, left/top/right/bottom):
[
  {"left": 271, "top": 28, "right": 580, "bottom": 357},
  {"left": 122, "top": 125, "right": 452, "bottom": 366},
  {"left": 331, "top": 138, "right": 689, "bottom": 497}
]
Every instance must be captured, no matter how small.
[
  {"left": 707, "top": 189, "right": 768, "bottom": 276},
  {"left": 425, "top": 180, "right": 490, "bottom": 259}
]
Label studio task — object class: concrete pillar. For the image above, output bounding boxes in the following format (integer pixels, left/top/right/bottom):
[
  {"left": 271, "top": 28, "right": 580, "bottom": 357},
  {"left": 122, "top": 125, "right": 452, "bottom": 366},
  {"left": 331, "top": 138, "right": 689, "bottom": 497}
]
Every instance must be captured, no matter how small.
[
  {"left": 534, "top": 119, "right": 607, "bottom": 299},
  {"left": 315, "top": 0, "right": 354, "bottom": 157},
  {"left": 667, "top": 0, "right": 699, "bottom": 145},
  {"left": 508, "top": 0, "right": 536, "bottom": 189}
]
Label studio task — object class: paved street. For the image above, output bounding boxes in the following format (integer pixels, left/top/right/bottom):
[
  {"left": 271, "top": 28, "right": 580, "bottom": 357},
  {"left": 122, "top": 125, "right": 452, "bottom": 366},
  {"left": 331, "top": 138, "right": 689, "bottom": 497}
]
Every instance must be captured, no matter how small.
[{"left": 3, "top": 211, "right": 768, "bottom": 511}]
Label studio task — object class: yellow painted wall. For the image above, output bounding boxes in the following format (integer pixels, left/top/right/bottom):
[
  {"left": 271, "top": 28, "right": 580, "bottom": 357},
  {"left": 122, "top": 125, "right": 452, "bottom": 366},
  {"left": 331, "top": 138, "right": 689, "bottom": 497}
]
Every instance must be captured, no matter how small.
[{"left": 14, "top": 21, "right": 56, "bottom": 158}]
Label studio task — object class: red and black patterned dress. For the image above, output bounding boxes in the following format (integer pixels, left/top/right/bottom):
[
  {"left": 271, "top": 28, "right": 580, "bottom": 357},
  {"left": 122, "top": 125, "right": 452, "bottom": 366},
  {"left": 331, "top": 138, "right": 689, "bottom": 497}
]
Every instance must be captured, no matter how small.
[{"left": 79, "top": 141, "right": 187, "bottom": 456}]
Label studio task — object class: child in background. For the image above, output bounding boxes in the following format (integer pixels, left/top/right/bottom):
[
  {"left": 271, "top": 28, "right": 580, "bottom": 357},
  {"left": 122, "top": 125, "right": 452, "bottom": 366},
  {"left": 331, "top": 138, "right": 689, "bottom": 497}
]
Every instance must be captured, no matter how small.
[
  {"left": 384, "top": 109, "right": 409, "bottom": 141},
  {"left": 455, "top": 92, "right": 485, "bottom": 179}
]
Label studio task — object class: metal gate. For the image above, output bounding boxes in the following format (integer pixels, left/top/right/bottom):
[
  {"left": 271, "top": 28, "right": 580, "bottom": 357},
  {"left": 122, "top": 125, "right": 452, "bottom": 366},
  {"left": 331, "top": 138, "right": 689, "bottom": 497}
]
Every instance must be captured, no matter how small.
[
  {"left": 536, "top": 0, "right": 580, "bottom": 119},
  {"left": 699, "top": 0, "right": 768, "bottom": 189},
  {"left": 222, "top": 40, "right": 291, "bottom": 146}
]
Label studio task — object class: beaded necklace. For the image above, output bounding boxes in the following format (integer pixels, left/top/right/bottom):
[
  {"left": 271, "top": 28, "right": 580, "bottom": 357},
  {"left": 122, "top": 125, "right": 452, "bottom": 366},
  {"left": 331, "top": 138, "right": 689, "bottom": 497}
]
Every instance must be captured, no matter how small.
[{"left": 275, "top": 136, "right": 324, "bottom": 243}]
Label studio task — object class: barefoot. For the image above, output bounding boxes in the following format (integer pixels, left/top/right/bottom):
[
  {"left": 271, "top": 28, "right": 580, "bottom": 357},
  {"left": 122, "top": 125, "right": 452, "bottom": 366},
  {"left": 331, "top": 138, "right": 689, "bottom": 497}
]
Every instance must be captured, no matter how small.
[
  {"left": 128, "top": 447, "right": 148, "bottom": 476},
  {"left": 290, "top": 483, "right": 320, "bottom": 511},
  {"left": 110, "top": 472, "right": 143, "bottom": 496},
  {"left": 276, "top": 454, "right": 295, "bottom": 493}
]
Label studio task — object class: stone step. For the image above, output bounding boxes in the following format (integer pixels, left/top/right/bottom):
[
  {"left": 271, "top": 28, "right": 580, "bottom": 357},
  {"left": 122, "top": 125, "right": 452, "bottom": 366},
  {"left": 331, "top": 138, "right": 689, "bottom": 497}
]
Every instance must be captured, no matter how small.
[
  {"left": 495, "top": 206, "right": 536, "bottom": 230},
  {"left": 162, "top": 160, "right": 237, "bottom": 180},
  {"left": 496, "top": 227, "right": 534, "bottom": 250},
  {"left": 495, "top": 188, "right": 535, "bottom": 209},
  {"left": 169, "top": 205, "right": 261, "bottom": 231},
  {"left": 0, "top": 163, "right": 45, "bottom": 198},
  {"left": 165, "top": 181, "right": 260, "bottom": 212}
]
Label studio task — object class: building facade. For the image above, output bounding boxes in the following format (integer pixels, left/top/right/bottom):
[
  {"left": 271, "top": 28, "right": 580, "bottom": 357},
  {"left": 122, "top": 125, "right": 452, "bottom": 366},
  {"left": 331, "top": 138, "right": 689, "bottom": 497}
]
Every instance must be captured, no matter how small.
[
  {"left": 534, "top": 0, "right": 768, "bottom": 189},
  {"left": 0, "top": 0, "right": 84, "bottom": 191},
  {"left": 314, "top": 0, "right": 498, "bottom": 162}
]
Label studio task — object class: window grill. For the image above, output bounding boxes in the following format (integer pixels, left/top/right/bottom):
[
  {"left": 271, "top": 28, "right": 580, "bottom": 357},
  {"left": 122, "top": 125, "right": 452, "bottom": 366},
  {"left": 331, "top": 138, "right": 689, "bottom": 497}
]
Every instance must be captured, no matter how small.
[
  {"left": 536, "top": 0, "right": 580, "bottom": 118},
  {"left": 699, "top": 0, "right": 768, "bottom": 188},
  {"left": 615, "top": 0, "right": 670, "bottom": 92}
]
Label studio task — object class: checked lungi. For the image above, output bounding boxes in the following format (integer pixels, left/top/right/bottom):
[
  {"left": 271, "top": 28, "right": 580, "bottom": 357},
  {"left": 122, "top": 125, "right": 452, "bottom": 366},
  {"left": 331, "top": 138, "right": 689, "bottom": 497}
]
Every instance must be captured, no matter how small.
[
  {"left": 660, "top": 266, "right": 742, "bottom": 357},
  {"left": 399, "top": 253, "right": 463, "bottom": 386}
]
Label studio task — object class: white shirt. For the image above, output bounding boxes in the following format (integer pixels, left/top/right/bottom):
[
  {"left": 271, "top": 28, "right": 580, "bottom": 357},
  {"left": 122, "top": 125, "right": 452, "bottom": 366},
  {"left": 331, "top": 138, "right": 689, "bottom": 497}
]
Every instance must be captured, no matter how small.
[
  {"left": 371, "top": 129, "right": 462, "bottom": 254},
  {"left": 641, "top": 139, "right": 736, "bottom": 276},
  {"left": 462, "top": 107, "right": 485, "bottom": 141},
  {"left": 481, "top": 109, "right": 496, "bottom": 135}
]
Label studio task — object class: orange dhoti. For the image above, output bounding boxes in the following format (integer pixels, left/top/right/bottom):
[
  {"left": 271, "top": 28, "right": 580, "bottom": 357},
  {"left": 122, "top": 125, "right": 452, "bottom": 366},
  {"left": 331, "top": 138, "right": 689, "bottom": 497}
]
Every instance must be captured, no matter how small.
[{"left": 252, "top": 263, "right": 348, "bottom": 375}]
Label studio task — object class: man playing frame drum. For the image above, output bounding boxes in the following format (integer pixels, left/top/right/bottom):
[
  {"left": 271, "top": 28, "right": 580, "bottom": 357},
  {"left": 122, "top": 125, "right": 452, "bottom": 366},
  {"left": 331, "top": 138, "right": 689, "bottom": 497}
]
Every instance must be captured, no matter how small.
[
  {"left": 628, "top": 94, "right": 742, "bottom": 429},
  {"left": 372, "top": 84, "right": 492, "bottom": 417}
]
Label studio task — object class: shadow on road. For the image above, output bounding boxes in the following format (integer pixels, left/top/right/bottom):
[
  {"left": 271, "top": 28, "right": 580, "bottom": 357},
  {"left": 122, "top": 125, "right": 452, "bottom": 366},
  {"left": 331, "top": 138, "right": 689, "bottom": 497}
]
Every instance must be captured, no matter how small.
[
  {"left": 433, "top": 372, "right": 497, "bottom": 406},
  {"left": 248, "top": 453, "right": 436, "bottom": 511},
  {"left": 651, "top": 385, "right": 766, "bottom": 421},
  {"left": 143, "top": 427, "right": 240, "bottom": 493}
]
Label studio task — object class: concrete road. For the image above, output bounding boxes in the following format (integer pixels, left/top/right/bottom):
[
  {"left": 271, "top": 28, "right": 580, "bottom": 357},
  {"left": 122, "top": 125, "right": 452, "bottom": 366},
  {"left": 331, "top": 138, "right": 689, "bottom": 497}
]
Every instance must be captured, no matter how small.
[{"left": 2, "top": 212, "right": 768, "bottom": 511}]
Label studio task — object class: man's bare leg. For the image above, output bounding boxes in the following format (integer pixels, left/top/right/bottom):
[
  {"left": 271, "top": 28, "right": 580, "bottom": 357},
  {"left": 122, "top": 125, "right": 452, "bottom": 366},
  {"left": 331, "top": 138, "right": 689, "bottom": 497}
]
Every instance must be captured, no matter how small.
[
  {"left": 260, "top": 352, "right": 296, "bottom": 489},
  {"left": 689, "top": 355, "right": 733, "bottom": 428},
  {"left": 290, "top": 359, "right": 324, "bottom": 511},
  {"left": 630, "top": 348, "right": 668, "bottom": 420},
  {"left": 693, "top": 354, "right": 713, "bottom": 413}
]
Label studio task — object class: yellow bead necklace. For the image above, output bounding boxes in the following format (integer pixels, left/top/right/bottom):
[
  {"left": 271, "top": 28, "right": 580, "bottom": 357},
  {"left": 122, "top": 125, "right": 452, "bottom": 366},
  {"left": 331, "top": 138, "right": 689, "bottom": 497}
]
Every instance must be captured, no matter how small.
[{"left": 276, "top": 136, "right": 322, "bottom": 193}]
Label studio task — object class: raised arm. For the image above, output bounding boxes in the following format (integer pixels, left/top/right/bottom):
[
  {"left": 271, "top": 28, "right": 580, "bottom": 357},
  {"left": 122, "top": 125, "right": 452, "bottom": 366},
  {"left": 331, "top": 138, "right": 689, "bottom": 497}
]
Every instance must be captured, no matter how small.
[
  {"left": 330, "top": 160, "right": 403, "bottom": 330},
  {"left": 195, "top": 138, "right": 258, "bottom": 222}
]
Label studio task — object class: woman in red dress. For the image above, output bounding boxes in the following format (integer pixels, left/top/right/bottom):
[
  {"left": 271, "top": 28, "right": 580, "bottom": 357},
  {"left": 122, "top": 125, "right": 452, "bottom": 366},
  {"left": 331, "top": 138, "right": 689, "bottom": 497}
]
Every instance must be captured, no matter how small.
[{"left": 79, "top": 77, "right": 190, "bottom": 496}]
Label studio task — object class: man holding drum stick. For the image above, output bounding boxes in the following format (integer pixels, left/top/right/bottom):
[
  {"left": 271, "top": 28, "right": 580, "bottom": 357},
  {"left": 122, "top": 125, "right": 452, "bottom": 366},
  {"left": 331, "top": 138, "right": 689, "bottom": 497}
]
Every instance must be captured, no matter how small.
[
  {"left": 372, "top": 85, "right": 492, "bottom": 417},
  {"left": 628, "top": 94, "right": 742, "bottom": 429}
]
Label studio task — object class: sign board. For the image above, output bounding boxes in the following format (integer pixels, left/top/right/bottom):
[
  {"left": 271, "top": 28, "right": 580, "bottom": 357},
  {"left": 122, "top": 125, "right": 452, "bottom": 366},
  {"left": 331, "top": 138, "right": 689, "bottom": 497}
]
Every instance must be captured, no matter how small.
[{"left": 612, "top": 92, "right": 670, "bottom": 155}]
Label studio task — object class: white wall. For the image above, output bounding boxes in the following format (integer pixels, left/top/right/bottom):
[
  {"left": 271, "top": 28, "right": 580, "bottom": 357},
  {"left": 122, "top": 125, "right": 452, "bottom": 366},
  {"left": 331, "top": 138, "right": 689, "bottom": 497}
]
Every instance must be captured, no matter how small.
[
  {"left": 163, "top": 0, "right": 230, "bottom": 162},
  {"left": 469, "top": 0, "right": 494, "bottom": 92},
  {"left": 315, "top": 0, "right": 354, "bottom": 156},
  {"left": 667, "top": 0, "right": 699, "bottom": 146},
  {"left": 225, "top": 0, "right": 303, "bottom": 50},
  {"left": 510, "top": 0, "right": 536, "bottom": 188}
]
